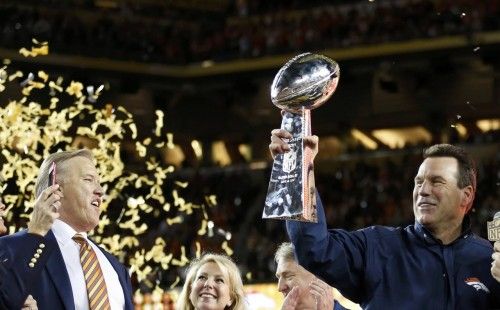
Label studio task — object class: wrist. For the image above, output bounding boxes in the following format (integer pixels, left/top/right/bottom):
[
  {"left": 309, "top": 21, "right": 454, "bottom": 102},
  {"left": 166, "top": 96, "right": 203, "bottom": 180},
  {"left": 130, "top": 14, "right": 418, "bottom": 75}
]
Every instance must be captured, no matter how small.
[{"left": 27, "top": 225, "right": 48, "bottom": 236}]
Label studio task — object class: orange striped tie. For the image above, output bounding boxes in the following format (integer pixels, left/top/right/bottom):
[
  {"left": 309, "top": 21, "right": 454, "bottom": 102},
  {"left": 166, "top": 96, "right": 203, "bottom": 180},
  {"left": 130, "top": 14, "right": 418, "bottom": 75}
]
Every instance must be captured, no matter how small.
[{"left": 73, "top": 234, "right": 111, "bottom": 310}]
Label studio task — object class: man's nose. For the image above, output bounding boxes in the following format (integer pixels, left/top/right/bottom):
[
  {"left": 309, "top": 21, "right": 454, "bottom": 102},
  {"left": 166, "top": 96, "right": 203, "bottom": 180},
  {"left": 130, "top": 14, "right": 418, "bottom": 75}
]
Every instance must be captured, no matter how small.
[
  {"left": 94, "top": 183, "right": 104, "bottom": 197},
  {"left": 418, "top": 181, "right": 431, "bottom": 196},
  {"left": 277, "top": 278, "right": 288, "bottom": 293}
]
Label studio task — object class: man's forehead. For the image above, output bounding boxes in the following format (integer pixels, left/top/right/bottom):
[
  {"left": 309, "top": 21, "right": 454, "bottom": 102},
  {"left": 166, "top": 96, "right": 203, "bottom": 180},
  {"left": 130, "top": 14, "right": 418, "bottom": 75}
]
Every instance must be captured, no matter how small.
[
  {"left": 65, "top": 156, "right": 97, "bottom": 169},
  {"left": 276, "top": 259, "right": 300, "bottom": 274},
  {"left": 59, "top": 156, "right": 99, "bottom": 177},
  {"left": 418, "top": 157, "right": 458, "bottom": 175}
]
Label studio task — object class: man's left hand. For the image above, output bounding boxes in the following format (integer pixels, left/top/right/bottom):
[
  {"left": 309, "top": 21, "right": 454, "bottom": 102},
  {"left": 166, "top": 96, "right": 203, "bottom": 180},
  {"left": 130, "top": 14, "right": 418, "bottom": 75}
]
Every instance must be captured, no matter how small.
[{"left": 492, "top": 241, "right": 500, "bottom": 282}]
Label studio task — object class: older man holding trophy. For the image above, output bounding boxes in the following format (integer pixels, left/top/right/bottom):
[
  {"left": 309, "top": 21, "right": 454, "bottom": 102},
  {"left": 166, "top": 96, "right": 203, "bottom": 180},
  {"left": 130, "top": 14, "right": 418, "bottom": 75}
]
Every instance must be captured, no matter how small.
[{"left": 264, "top": 53, "right": 339, "bottom": 222}]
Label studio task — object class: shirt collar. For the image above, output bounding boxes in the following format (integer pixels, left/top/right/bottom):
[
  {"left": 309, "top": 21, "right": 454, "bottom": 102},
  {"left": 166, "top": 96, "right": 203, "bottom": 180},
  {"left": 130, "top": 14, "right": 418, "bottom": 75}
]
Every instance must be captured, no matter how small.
[
  {"left": 414, "top": 215, "right": 472, "bottom": 245},
  {"left": 52, "top": 219, "right": 88, "bottom": 246}
]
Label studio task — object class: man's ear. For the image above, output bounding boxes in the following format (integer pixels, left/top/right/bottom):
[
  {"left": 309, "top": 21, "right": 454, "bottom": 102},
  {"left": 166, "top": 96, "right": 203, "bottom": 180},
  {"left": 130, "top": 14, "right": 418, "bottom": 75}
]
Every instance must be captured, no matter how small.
[{"left": 461, "top": 185, "right": 474, "bottom": 213}]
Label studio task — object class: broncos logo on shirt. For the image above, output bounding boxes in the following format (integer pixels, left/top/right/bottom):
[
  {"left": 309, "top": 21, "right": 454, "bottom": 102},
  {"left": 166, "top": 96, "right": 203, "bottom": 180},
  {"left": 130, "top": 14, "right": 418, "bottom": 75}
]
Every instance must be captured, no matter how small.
[{"left": 465, "top": 277, "right": 490, "bottom": 293}]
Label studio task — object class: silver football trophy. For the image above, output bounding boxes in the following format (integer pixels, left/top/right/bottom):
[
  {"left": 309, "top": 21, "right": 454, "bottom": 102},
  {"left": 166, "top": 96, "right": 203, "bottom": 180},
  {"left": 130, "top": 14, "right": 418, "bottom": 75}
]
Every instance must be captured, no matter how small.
[{"left": 263, "top": 53, "right": 340, "bottom": 222}]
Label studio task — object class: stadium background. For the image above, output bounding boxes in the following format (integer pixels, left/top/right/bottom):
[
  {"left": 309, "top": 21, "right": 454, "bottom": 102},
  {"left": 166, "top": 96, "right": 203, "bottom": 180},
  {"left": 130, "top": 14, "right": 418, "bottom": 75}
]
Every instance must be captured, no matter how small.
[{"left": 0, "top": 0, "right": 499, "bottom": 309}]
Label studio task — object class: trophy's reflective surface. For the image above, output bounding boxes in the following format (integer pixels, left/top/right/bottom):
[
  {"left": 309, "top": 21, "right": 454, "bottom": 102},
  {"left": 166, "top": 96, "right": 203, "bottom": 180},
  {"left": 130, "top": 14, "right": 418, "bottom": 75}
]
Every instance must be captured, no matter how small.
[
  {"left": 270, "top": 53, "right": 340, "bottom": 114},
  {"left": 264, "top": 53, "right": 340, "bottom": 222}
]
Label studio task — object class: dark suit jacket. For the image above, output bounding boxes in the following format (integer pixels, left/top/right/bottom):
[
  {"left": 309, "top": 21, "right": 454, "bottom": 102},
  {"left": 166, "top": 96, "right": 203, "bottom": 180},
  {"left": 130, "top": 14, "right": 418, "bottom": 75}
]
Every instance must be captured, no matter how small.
[
  {"left": 0, "top": 232, "right": 57, "bottom": 309},
  {"left": 1, "top": 230, "right": 133, "bottom": 310}
]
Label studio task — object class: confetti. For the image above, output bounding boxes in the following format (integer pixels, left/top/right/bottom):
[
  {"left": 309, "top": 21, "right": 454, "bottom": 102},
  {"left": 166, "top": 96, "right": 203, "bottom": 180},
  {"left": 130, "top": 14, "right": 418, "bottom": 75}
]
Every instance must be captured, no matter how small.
[{"left": 0, "top": 41, "right": 230, "bottom": 293}]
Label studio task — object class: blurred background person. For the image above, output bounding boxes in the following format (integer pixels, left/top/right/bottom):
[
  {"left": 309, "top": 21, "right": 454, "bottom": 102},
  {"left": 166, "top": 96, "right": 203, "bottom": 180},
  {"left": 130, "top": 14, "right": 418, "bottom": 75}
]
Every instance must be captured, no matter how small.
[{"left": 275, "top": 242, "right": 360, "bottom": 310}]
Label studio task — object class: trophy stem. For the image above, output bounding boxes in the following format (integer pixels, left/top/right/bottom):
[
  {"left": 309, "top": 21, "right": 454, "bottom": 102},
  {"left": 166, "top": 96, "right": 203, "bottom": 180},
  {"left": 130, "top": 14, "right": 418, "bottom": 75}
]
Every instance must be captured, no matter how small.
[
  {"left": 301, "top": 108, "right": 317, "bottom": 222},
  {"left": 263, "top": 109, "right": 317, "bottom": 222}
]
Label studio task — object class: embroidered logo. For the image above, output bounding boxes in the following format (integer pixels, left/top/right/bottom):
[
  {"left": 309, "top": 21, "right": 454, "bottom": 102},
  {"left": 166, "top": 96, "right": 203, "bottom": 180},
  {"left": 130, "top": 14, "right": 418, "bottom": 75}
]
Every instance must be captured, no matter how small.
[{"left": 465, "top": 277, "right": 490, "bottom": 293}]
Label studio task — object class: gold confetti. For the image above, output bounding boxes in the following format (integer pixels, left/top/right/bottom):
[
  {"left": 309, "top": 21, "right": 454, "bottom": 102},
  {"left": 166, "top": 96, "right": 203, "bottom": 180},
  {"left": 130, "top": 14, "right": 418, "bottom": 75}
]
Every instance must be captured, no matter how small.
[
  {"left": 166, "top": 133, "right": 174, "bottom": 149},
  {"left": 0, "top": 41, "right": 233, "bottom": 293},
  {"left": 171, "top": 246, "right": 190, "bottom": 267},
  {"left": 49, "top": 81, "right": 63, "bottom": 93},
  {"left": 8, "top": 71, "right": 23, "bottom": 82},
  {"left": 221, "top": 241, "right": 233, "bottom": 256},
  {"left": 32, "top": 38, "right": 48, "bottom": 45},
  {"left": 65, "top": 81, "right": 84, "bottom": 98},
  {"left": 155, "top": 110, "right": 164, "bottom": 137},
  {"left": 129, "top": 123, "right": 137, "bottom": 139},
  {"left": 195, "top": 241, "right": 201, "bottom": 258},
  {"left": 38, "top": 71, "right": 49, "bottom": 82},
  {"left": 175, "top": 181, "right": 188, "bottom": 188},
  {"left": 19, "top": 45, "right": 49, "bottom": 57},
  {"left": 197, "top": 219, "right": 207, "bottom": 235},
  {"left": 169, "top": 277, "right": 180, "bottom": 289},
  {"left": 205, "top": 195, "right": 217, "bottom": 207},
  {"left": 136, "top": 141, "right": 147, "bottom": 157},
  {"left": 166, "top": 216, "right": 182, "bottom": 225}
]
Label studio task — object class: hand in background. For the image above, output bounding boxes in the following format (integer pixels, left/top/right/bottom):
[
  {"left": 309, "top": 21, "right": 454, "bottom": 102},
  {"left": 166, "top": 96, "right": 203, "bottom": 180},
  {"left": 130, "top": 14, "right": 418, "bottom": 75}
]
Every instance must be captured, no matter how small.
[
  {"left": 492, "top": 241, "right": 500, "bottom": 282},
  {"left": 281, "top": 286, "right": 300, "bottom": 310},
  {"left": 310, "top": 279, "right": 334, "bottom": 310}
]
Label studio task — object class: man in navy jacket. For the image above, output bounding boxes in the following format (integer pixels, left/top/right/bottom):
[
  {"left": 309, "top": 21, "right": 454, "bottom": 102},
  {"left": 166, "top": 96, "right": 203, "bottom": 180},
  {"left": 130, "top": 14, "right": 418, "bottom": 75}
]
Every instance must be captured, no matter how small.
[
  {"left": 270, "top": 130, "right": 500, "bottom": 309},
  {"left": 0, "top": 149, "right": 133, "bottom": 310}
]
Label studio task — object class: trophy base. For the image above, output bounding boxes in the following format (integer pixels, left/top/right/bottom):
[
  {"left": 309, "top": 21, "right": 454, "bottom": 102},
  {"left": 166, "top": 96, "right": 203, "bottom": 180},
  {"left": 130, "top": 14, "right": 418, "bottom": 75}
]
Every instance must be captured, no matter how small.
[{"left": 263, "top": 110, "right": 317, "bottom": 222}]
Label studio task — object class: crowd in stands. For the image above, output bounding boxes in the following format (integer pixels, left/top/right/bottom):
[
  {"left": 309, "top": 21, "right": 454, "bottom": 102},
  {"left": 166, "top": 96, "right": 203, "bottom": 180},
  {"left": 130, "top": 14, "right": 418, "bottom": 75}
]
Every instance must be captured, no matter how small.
[{"left": 0, "top": 0, "right": 499, "bottom": 65}]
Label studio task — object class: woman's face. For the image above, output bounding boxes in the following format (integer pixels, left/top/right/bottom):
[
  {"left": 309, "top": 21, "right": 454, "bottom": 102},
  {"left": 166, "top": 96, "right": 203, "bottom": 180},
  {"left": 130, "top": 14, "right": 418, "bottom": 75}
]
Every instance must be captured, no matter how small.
[
  {"left": 189, "top": 261, "right": 233, "bottom": 310},
  {"left": 0, "top": 201, "right": 6, "bottom": 235}
]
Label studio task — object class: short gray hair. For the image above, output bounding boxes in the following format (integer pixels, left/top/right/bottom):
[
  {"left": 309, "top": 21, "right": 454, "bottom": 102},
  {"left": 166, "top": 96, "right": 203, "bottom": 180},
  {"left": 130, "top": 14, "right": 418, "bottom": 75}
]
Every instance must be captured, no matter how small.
[
  {"left": 274, "top": 242, "right": 295, "bottom": 264},
  {"left": 34, "top": 149, "right": 94, "bottom": 198}
]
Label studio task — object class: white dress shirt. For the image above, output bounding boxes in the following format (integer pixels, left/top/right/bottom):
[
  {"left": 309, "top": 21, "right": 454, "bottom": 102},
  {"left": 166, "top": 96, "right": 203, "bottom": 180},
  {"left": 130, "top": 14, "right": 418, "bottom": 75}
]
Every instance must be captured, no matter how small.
[{"left": 52, "top": 219, "right": 125, "bottom": 310}]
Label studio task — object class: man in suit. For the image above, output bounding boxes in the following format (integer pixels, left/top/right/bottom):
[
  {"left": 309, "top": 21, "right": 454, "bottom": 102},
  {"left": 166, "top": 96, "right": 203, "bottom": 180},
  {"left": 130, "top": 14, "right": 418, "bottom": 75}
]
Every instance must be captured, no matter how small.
[
  {"left": 0, "top": 185, "right": 60, "bottom": 309},
  {"left": 0, "top": 149, "right": 133, "bottom": 309}
]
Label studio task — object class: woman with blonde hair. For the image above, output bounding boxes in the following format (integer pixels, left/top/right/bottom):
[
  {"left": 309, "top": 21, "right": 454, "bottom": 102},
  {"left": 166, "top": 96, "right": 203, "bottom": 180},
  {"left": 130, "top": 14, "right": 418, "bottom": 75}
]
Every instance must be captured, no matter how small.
[{"left": 176, "top": 253, "right": 246, "bottom": 310}]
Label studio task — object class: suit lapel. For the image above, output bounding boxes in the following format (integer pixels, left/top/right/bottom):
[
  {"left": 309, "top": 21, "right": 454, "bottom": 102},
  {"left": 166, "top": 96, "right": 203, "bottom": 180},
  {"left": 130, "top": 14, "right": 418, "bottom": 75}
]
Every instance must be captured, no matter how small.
[{"left": 46, "top": 230, "right": 75, "bottom": 310}]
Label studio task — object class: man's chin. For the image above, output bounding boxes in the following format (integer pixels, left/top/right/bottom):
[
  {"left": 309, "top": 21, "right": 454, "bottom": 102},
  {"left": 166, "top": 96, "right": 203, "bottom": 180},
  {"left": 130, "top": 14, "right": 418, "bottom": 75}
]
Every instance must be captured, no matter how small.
[{"left": 417, "top": 214, "right": 435, "bottom": 225}]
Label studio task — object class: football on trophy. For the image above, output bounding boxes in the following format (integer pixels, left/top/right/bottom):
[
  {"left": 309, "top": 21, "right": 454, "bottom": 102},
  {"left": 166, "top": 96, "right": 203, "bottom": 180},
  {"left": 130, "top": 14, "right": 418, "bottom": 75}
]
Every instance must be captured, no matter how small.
[{"left": 270, "top": 53, "right": 340, "bottom": 113}]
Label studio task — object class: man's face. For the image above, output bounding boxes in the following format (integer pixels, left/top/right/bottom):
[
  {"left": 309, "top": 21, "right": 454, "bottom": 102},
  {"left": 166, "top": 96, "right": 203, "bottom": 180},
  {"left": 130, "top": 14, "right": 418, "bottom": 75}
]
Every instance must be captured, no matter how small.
[
  {"left": 0, "top": 201, "right": 6, "bottom": 235},
  {"left": 58, "top": 156, "right": 103, "bottom": 232},
  {"left": 413, "top": 157, "right": 471, "bottom": 232},
  {"left": 276, "top": 259, "right": 316, "bottom": 309}
]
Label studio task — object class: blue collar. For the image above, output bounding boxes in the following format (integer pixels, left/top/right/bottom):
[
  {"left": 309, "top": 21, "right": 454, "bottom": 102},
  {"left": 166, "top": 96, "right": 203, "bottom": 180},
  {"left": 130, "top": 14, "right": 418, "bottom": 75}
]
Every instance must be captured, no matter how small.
[{"left": 414, "top": 215, "right": 472, "bottom": 245}]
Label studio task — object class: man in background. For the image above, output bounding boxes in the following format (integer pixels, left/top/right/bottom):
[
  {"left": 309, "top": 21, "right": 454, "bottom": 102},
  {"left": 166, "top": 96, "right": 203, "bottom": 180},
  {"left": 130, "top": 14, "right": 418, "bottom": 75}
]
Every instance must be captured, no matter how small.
[{"left": 276, "top": 242, "right": 360, "bottom": 310}]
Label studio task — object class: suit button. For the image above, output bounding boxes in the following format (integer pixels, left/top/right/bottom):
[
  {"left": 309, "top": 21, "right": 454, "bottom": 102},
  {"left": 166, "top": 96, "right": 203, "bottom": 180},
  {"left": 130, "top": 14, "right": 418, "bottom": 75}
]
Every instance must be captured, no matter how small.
[
  {"left": 36, "top": 249, "right": 43, "bottom": 254},
  {"left": 34, "top": 253, "right": 40, "bottom": 258},
  {"left": 39, "top": 243, "right": 45, "bottom": 249},
  {"left": 31, "top": 258, "right": 37, "bottom": 263},
  {"left": 29, "top": 263, "right": 35, "bottom": 268}
]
